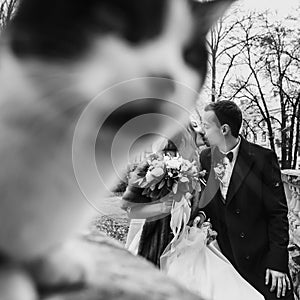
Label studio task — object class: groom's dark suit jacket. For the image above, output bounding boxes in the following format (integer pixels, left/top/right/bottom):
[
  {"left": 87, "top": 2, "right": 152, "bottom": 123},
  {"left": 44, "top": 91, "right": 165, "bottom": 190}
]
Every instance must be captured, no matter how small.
[{"left": 200, "top": 137, "right": 293, "bottom": 300}]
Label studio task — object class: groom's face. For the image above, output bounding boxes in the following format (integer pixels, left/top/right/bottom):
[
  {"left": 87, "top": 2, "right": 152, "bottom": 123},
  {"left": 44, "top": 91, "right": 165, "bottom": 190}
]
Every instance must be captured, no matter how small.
[{"left": 201, "top": 110, "right": 224, "bottom": 147}]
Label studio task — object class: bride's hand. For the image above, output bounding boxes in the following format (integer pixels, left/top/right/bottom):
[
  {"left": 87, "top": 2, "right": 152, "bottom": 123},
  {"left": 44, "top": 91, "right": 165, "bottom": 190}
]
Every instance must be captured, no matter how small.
[
  {"left": 192, "top": 212, "right": 206, "bottom": 228},
  {"left": 160, "top": 198, "right": 173, "bottom": 214},
  {"left": 206, "top": 228, "right": 217, "bottom": 244}
]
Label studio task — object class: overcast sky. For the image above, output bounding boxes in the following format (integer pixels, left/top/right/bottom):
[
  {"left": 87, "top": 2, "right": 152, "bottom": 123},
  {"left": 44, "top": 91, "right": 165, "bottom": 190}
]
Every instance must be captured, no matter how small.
[{"left": 241, "top": 0, "right": 298, "bottom": 15}]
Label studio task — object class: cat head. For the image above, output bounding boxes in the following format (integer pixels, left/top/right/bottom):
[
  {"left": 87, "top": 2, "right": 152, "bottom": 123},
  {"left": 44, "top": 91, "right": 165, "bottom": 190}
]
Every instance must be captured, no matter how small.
[
  {"left": 3, "top": 0, "right": 235, "bottom": 192},
  {"left": 7, "top": 0, "right": 234, "bottom": 93}
]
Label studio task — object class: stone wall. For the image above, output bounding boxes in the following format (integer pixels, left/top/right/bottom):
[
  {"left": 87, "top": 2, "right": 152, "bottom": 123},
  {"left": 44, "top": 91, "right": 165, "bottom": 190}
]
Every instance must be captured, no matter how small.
[{"left": 282, "top": 169, "right": 300, "bottom": 299}]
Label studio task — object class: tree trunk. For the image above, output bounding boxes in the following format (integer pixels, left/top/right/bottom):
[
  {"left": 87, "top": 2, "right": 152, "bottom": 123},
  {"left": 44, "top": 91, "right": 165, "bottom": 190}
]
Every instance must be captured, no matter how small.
[
  {"left": 288, "top": 104, "right": 296, "bottom": 168},
  {"left": 266, "top": 120, "right": 275, "bottom": 152},
  {"left": 211, "top": 54, "right": 216, "bottom": 103},
  {"left": 292, "top": 102, "right": 300, "bottom": 169},
  {"left": 279, "top": 80, "right": 289, "bottom": 168},
  {"left": 281, "top": 114, "right": 288, "bottom": 169}
]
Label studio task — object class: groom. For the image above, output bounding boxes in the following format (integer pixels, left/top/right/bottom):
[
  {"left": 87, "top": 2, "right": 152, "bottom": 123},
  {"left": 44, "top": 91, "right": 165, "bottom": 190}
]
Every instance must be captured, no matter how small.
[{"left": 198, "top": 100, "right": 294, "bottom": 300}]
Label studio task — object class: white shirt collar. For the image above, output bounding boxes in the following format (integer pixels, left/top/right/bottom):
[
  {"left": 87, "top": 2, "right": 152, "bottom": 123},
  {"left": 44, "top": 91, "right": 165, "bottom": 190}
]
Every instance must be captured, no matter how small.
[{"left": 220, "top": 136, "right": 241, "bottom": 163}]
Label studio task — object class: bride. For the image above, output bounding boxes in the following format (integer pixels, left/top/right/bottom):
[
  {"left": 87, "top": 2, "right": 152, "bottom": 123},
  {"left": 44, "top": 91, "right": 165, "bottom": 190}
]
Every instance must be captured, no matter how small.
[
  {"left": 121, "top": 124, "right": 264, "bottom": 300},
  {"left": 121, "top": 123, "right": 202, "bottom": 267}
]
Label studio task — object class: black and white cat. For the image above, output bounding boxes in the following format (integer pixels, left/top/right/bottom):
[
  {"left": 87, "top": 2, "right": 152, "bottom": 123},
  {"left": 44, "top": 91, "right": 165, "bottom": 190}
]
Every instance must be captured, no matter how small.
[{"left": 0, "top": 0, "right": 234, "bottom": 298}]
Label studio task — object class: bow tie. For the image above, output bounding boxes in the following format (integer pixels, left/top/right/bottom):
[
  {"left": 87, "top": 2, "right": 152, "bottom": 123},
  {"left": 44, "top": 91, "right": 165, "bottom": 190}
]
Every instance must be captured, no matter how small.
[
  {"left": 215, "top": 149, "right": 234, "bottom": 163},
  {"left": 225, "top": 152, "right": 234, "bottom": 162}
]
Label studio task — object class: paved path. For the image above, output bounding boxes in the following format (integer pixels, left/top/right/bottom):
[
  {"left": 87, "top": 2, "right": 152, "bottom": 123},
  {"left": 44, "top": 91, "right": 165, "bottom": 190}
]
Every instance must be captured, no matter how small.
[
  {"left": 93, "top": 195, "right": 127, "bottom": 218},
  {"left": 89, "top": 195, "right": 129, "bottom": 244}
]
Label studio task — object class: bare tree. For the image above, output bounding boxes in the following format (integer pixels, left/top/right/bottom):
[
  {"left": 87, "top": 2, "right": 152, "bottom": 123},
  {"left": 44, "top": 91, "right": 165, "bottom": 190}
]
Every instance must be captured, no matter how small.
[
  {"left": 254, "top": 12, "right": 300, "bottom": 168},
  {"left": 206, "top": 5, "right": 250, "bottom": 102},
  {"left": 227, "top": 10, "right": 300, "bottom": 168},
  {"left": 0, "top": 0, "right": 18, "bottom": 30}
]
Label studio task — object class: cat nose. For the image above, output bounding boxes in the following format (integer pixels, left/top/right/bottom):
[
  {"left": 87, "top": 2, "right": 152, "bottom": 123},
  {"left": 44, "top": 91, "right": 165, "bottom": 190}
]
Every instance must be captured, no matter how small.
[
  {"left": 101, "top": 98, "right": 164, "bottom": 131},
  {"left": 147, "top": 73, "right": 175, "bottom": 95},
  {"left": 183, "top": 41, "right": 207, "bottom": 75}
]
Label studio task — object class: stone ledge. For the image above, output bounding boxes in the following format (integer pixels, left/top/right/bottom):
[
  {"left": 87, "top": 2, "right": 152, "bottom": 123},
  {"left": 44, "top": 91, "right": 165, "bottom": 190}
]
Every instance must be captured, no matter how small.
[
  {"left": 282, "top": 169, "right": 300, "bottom": 299},
  {"left": 42, "top": 233, "right": 202, "bottom": 300},
  {"left": 282, "top": 169, "right": 300, "bottom": 186}
]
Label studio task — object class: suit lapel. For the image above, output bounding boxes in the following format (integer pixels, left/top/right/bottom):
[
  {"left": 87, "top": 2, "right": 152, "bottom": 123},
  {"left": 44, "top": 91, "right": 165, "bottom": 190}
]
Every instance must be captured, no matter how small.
[
  {"left": 226, "top": 138, "right": 255, "bottom": 205},
  {"left": 199, "top": 147, "right": 219, "bottom": 208}
]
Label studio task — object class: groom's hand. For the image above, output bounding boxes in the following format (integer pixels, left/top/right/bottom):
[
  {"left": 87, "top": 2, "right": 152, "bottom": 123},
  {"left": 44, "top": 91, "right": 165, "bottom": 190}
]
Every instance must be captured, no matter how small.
[{"left": 265, "top": 268, "right": 291, "bottom": 298}]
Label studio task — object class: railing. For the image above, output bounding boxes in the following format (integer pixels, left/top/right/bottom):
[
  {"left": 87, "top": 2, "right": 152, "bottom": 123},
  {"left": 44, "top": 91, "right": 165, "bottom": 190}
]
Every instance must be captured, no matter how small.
[{"left": 282, "top": 169, "right": 300, "bottom": 299}]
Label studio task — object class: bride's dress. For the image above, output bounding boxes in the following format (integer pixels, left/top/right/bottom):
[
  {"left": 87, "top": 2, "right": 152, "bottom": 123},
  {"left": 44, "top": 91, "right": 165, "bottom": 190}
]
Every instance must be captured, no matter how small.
[
  {"left": 125, "top": 219, "right": 145, "bottom": 255},
  {"left": 160, "top": 201, "right": 265, "bottom": 300}
]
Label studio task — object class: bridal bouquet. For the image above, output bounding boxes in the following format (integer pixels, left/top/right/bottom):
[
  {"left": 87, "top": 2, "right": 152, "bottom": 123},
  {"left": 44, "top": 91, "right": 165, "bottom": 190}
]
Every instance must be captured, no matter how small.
[
  {"left": 132, "top": 152, "right": 206, "bottom": 202},
  {"left": 131, "top": 152, "right": 206, "bottom": 239}
]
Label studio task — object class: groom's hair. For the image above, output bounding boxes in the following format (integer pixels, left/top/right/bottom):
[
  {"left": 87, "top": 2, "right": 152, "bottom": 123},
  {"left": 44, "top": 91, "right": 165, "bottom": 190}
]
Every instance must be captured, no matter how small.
[{"left": 204, "top": 100, "right": 242, "bottom": 138}]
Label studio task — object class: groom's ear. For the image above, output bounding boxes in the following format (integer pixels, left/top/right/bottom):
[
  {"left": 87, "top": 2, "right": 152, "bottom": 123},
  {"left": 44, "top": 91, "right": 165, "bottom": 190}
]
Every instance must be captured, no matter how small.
[
  {"left": 190, "top": 0, "right": 236, "bottom": 36},
  {"left": 221, "top": 124, "right": 230, "bottom": 135}
]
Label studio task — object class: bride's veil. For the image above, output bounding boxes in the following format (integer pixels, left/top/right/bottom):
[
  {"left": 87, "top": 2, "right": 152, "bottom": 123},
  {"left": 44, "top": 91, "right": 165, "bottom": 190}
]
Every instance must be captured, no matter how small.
[{"left": 151, "top": 123, "right": 200, "bottom": 163}]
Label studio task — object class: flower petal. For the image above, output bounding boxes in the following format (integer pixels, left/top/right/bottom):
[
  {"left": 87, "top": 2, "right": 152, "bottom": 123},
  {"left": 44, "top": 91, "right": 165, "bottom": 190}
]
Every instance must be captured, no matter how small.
[
  {"left": 172, "top": 182, "right": 178, "bottom": 194},
  {"left": 151, "top": 167, "right": 165, "bottom": 177},
  {"left": 158, "top": 180, "right": 165, "bottom": 189},
  {"left": 180, "top": 177, "right": 189, "bottom": 183}
]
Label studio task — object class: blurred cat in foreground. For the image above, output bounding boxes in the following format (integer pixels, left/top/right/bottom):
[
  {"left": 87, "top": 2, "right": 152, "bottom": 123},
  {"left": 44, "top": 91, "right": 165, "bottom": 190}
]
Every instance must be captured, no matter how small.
[{"left": 0, "top": 0, "right": 234, "bottom": 298}]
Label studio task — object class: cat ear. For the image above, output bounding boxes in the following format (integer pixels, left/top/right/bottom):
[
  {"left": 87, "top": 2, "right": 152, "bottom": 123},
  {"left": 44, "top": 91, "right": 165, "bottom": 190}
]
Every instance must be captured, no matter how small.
[{"left": 191, "top": 0, "right": 236, "bottom": 36}]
